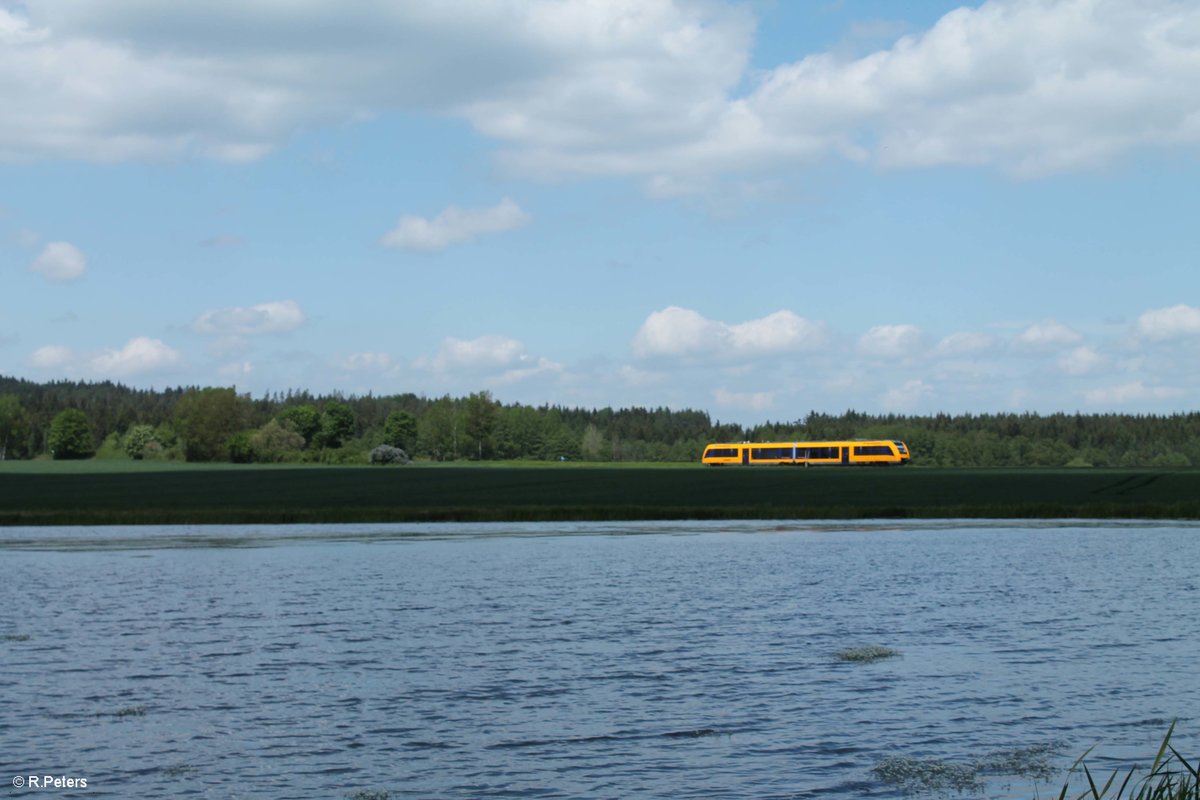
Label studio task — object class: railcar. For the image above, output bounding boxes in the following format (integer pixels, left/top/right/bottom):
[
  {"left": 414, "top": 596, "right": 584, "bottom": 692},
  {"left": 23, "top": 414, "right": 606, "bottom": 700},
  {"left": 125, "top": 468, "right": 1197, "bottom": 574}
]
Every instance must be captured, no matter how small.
[{"left": 701, "top": 439, "right": 910, "bottom": 466}]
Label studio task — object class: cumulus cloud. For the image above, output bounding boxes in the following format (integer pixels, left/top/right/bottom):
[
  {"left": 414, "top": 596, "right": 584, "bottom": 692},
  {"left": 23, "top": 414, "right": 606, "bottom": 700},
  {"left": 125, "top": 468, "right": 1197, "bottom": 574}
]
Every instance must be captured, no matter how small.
[
  {"left": 881, "top": 378, "right": 935, "bottom": 411},
  {"left": 29, "top": 344, "right": 73, "bottom": 369},
  {"left": 218, "top": 361, "right": 254, "bottom": 378},
  {"left": 1084, "top": 381, "right": 1184, "bottom": 405},
  {"left": 6, "top": 2, "right": 1199, "bottom": 186},
  {"left": 337, "top": 352, "right": 394, "bottom": 372},
  {"left": 418, "top": 335, "right": 526, "bottom": 372},
  {"left": 91, "top": 337, "right": 182, "bottom": 376},
  {"left": 713, "top": 387, "right": 776, "bottom": 412},
  {"left": 1014, "top": 319, "right": 1083, "bottom": 350},
  {"left": 934, "top": 331, "right": 994, "bottom": 356},
  {"left": 193, "top": 300, "right": 304, "bottom": 336},
  {"left": 31, "top": 241, "right": 86, "bottom": 282},
  {"left": 28, "top": 337, "right": 181, "bottom": 377},
  {"left": 632, "top": 306, "right": 826, "bottom": 361},
  {"left": 381, "top": 197, "right": 530, "bottom": 252},
  {"left": 858, "top": 324, "right": 923, "bottom": 358},
  {"left": 415, "top": 334, "right": 561, "bottom": 383},
  {"left": 1136, "top": 304, "right": 1200, "bottom": 340},
  {"left": 1058, "top": 346, "right": 1104, "bottom": 376}
]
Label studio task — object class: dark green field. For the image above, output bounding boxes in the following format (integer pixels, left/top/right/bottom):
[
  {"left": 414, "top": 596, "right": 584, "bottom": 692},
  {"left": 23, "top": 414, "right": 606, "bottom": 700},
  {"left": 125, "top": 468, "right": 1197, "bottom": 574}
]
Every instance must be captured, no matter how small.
[{"left": 2, "top": 461, "right": 1199, "bottom": 524}]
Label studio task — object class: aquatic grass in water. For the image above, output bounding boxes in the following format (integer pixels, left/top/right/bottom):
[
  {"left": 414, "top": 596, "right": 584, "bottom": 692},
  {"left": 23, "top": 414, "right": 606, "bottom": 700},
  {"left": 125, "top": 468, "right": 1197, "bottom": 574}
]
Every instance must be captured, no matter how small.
[
  {"left": 872, "top": 729, "right": 1198, "bottom": 798},
  {"left": 347, "top": 791, "right": 393, "bottom": 800},
  {"left": 96, "top": 705, "right": 146, "bottom": 718},
  {"left": 836, "top": 644, "right": 900, "bottom": 663},
  {"left": 872, "top": 755, "right": 985, "bottom": 794},
  {"left": 871, "top": 744, "right": 1060, "bottom": 794}
]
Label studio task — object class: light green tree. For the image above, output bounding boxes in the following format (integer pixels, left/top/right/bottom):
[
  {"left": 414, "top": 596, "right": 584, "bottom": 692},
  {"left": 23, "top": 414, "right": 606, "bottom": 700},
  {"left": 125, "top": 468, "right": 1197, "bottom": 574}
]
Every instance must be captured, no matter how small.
[
  {"left": 251, "top": 419, "right": 305, "bottom": 462},
  {"left": 124, "top": 424, "right": 158, "bottom": 460},
  {"left": 580, "top": 423, "right": 606, "bottom": 461},
  {"left": 464, "top": 390, "right": 498, "bottom": 460},
  {"left": 418, "top": 396, "right": 460, "bottom": 460}
]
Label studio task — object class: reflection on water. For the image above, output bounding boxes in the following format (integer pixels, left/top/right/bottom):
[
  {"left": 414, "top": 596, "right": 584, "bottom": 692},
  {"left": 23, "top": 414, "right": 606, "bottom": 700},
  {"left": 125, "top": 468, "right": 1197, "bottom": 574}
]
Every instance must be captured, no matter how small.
[{"left": 1, "top": 520, "right": 1197, "bottom": 798}]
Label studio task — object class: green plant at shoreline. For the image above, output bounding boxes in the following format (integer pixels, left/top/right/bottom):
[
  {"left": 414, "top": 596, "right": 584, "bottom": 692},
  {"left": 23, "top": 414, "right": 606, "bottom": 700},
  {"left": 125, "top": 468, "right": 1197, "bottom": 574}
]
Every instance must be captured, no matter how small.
[{"left": 1052, "top": 723, "right": 1197, "bottom": 800}]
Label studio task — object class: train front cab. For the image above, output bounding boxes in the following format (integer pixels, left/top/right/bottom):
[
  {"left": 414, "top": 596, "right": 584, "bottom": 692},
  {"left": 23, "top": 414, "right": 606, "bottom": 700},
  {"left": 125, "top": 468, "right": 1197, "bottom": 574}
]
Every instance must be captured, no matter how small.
[{"left": 847, "top": 441, "right": 910, "bottom": 466}]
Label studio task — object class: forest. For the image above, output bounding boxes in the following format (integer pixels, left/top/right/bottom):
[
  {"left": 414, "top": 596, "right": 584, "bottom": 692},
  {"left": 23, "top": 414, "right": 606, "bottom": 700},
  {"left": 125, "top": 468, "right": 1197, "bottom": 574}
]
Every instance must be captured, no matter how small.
[{"left": 0, "top": 374, "right": 1198, "bottom": 468}]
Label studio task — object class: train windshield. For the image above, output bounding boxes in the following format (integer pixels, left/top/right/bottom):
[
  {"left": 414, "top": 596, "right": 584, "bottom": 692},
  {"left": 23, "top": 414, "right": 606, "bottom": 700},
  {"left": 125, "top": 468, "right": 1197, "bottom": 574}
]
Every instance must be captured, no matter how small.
[{"left": 893, "top": 441, "right": 908, "bottom": 454}]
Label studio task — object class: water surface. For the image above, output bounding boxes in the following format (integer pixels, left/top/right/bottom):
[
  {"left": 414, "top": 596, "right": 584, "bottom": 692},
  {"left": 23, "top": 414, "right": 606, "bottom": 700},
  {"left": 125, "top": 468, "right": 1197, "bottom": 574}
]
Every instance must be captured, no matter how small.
[{"left": 2, "top": 520, "right": 1197, "bottom": 798}]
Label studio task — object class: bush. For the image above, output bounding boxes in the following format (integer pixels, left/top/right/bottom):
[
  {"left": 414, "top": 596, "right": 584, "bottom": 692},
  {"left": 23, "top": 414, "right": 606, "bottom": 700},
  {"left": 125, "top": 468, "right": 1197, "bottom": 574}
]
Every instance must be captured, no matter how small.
[
  {"left": 250, "top": 420, "right": 305, "bottom": 462},
  {"left": 124, "top": 425, "right": 158, "bottom": 460},
  {"left": 226, "top": 432, "right": 256, "bottom": 464},
  {"left": 369, "top": 445, "right": 410, "bottom": 465}
]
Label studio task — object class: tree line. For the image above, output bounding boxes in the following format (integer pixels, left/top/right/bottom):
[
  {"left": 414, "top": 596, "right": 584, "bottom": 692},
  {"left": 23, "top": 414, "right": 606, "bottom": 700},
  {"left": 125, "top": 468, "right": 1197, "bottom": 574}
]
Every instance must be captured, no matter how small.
[{"left": 0, "top": 375, "right": 1197, "bottom": 467}]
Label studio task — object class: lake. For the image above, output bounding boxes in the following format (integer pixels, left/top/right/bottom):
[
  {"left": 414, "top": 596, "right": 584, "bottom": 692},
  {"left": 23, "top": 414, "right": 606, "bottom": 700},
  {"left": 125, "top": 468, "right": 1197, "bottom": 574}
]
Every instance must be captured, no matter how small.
[{"left": 1, "top": 520, "right": 1197, "bottom": 798}]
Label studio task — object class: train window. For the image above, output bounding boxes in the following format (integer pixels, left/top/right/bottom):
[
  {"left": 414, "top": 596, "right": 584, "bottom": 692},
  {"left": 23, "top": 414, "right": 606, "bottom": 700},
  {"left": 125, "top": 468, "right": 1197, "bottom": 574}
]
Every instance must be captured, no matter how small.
[
  {"left": 706, "top": 448, "right": 738, "bottom": 458},
  {"left": 854, "top": 445, "right": 893, "bottom": 456}
]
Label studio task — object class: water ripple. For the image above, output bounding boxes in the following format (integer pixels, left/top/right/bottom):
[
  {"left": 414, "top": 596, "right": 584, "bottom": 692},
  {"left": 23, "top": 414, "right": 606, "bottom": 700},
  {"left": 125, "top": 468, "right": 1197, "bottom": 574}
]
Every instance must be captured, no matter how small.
[{"left": 2, "top": 520, "right": 1198, "bottom": 798}]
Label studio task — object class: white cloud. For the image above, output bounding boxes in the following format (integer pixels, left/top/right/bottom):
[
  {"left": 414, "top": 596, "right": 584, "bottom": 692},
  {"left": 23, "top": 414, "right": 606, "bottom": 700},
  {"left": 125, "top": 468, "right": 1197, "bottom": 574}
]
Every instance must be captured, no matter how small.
[
  {"left": 418, "top": 334, "right": 526, "bottom": 372},
  {"left": 381, "top": 197, "right": 531, "bottom": 252},
  {"left": 1084, "top": 381, "right": 1184, "bottom": 405},
  {"left": 632, "top": 306, "right": 826, "bottom": 360},
  {"left": 28, "top": 337, "right": 181, "bottom": 377},
  {"left": 881, "top": 378, "right": 935, "bottom": 411},
  {"left": 493, "top": 357, "right": 563, "bottom": 385},
  {"left": 338, "top": 352, "right": 394, "bottom": 372},
  {"left": 858, "top": 324, "right": 923, "bottom": 358},
  {"left": 1014, "top": 319, "right": 1083, "bottom": 350},
  {"left": 934, "top": 331, "right": 994, "bottom": 356},
  {"left": 193, "top": 300, "right": 304, "bottom": 336},
  {"left": 618, "top": 365, "right": 666, "bottom": 386},
  {"left": 218, "top": 361, "right": 254, "bottom": 378},
  {"left": 413, "top": 334, "right": 564, "bottom": 387},
  {"left": 91, "top": 337, "right": 181, "bottom": 376},
  {"left": 29, "top": 344, "right": 73, "bottom": 369},
  {"left": 1136, "top": 304, "right": 1200, "bottom": 340},
  {"left": 31, "top": 241, "right": 86, "bottom": 282},
  {"left": 714, "top": 387, "right": 776, "bottom": 412},
  {"left": 1058, "top": 346, "right": 1104, "bottom": 376},
  {"left": 9, "top": 2, "right": 1200, "bottom": 186}
]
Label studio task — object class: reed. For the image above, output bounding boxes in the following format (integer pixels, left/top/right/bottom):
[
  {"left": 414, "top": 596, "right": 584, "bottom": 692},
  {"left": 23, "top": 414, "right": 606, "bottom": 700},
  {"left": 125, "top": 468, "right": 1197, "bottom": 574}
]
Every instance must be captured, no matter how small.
[{"left": 1053, "top": 723, "right": 1198, "bottom": 800}]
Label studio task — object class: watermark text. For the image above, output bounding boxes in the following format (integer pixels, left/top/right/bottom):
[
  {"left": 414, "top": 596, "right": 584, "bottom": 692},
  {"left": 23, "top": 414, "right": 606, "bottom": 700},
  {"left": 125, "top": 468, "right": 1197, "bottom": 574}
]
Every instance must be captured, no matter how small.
[{"left": 12, "top": 775, "right": 89, "bottom": 789}]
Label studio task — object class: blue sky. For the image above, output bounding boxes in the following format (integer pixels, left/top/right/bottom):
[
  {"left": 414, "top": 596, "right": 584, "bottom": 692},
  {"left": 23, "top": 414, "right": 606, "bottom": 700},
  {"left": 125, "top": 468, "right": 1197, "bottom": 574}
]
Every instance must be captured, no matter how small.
[{"left": 3, "top": 0, "right": 1200, "bottom": 424}]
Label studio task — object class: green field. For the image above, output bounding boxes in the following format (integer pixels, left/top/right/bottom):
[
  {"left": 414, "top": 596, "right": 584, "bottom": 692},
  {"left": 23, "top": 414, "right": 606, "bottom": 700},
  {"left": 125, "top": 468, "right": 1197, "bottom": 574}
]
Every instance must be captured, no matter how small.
[{"left": 2, "top": 461, "right": 1199, "bottom": 524}]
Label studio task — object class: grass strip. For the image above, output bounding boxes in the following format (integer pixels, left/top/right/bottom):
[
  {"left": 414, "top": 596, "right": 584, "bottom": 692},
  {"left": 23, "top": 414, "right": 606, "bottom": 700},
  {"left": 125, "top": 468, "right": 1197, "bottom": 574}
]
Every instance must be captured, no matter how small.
[{"left": 2, "top": 465, "right": 1200, "bottom": 525}]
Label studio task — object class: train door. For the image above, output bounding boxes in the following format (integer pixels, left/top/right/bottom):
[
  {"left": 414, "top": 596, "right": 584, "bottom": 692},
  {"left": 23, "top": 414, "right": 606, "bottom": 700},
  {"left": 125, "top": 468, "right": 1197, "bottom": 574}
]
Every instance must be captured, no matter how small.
[
  {"left": 841, "top": 447, "right": 849, "bottom": 465},
  {"left": 742, "top": 447, "right": 750, "bottom": 465}
]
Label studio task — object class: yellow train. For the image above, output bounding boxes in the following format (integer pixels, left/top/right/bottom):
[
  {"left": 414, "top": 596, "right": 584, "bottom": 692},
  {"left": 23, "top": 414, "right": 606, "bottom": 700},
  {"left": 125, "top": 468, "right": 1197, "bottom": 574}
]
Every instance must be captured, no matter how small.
[{"left": 701, "top": 439, "right": 910, "bottom": 466}]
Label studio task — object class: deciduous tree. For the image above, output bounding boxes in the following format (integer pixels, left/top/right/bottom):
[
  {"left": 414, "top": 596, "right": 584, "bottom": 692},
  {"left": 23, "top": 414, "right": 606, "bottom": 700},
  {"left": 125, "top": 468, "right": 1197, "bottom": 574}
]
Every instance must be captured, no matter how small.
[
  {"left": 382, "top": 410, "right": 417, "bottom": 451},
  {"left": 0, "top": 395, "right": 28, "bottom": 460},
  {"left": 49, "top": 408, "right": 94, "bottom": 460},
  {"left": 174, "top": 388, "right": 248, "bottom": 462}
]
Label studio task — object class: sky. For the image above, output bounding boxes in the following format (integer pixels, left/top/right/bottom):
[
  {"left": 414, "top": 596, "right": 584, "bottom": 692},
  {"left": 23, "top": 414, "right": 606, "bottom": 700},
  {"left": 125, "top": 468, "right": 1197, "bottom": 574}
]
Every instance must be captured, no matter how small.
[{"left": 3, "top": 0, "right": 1200, "bottom": 425}]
